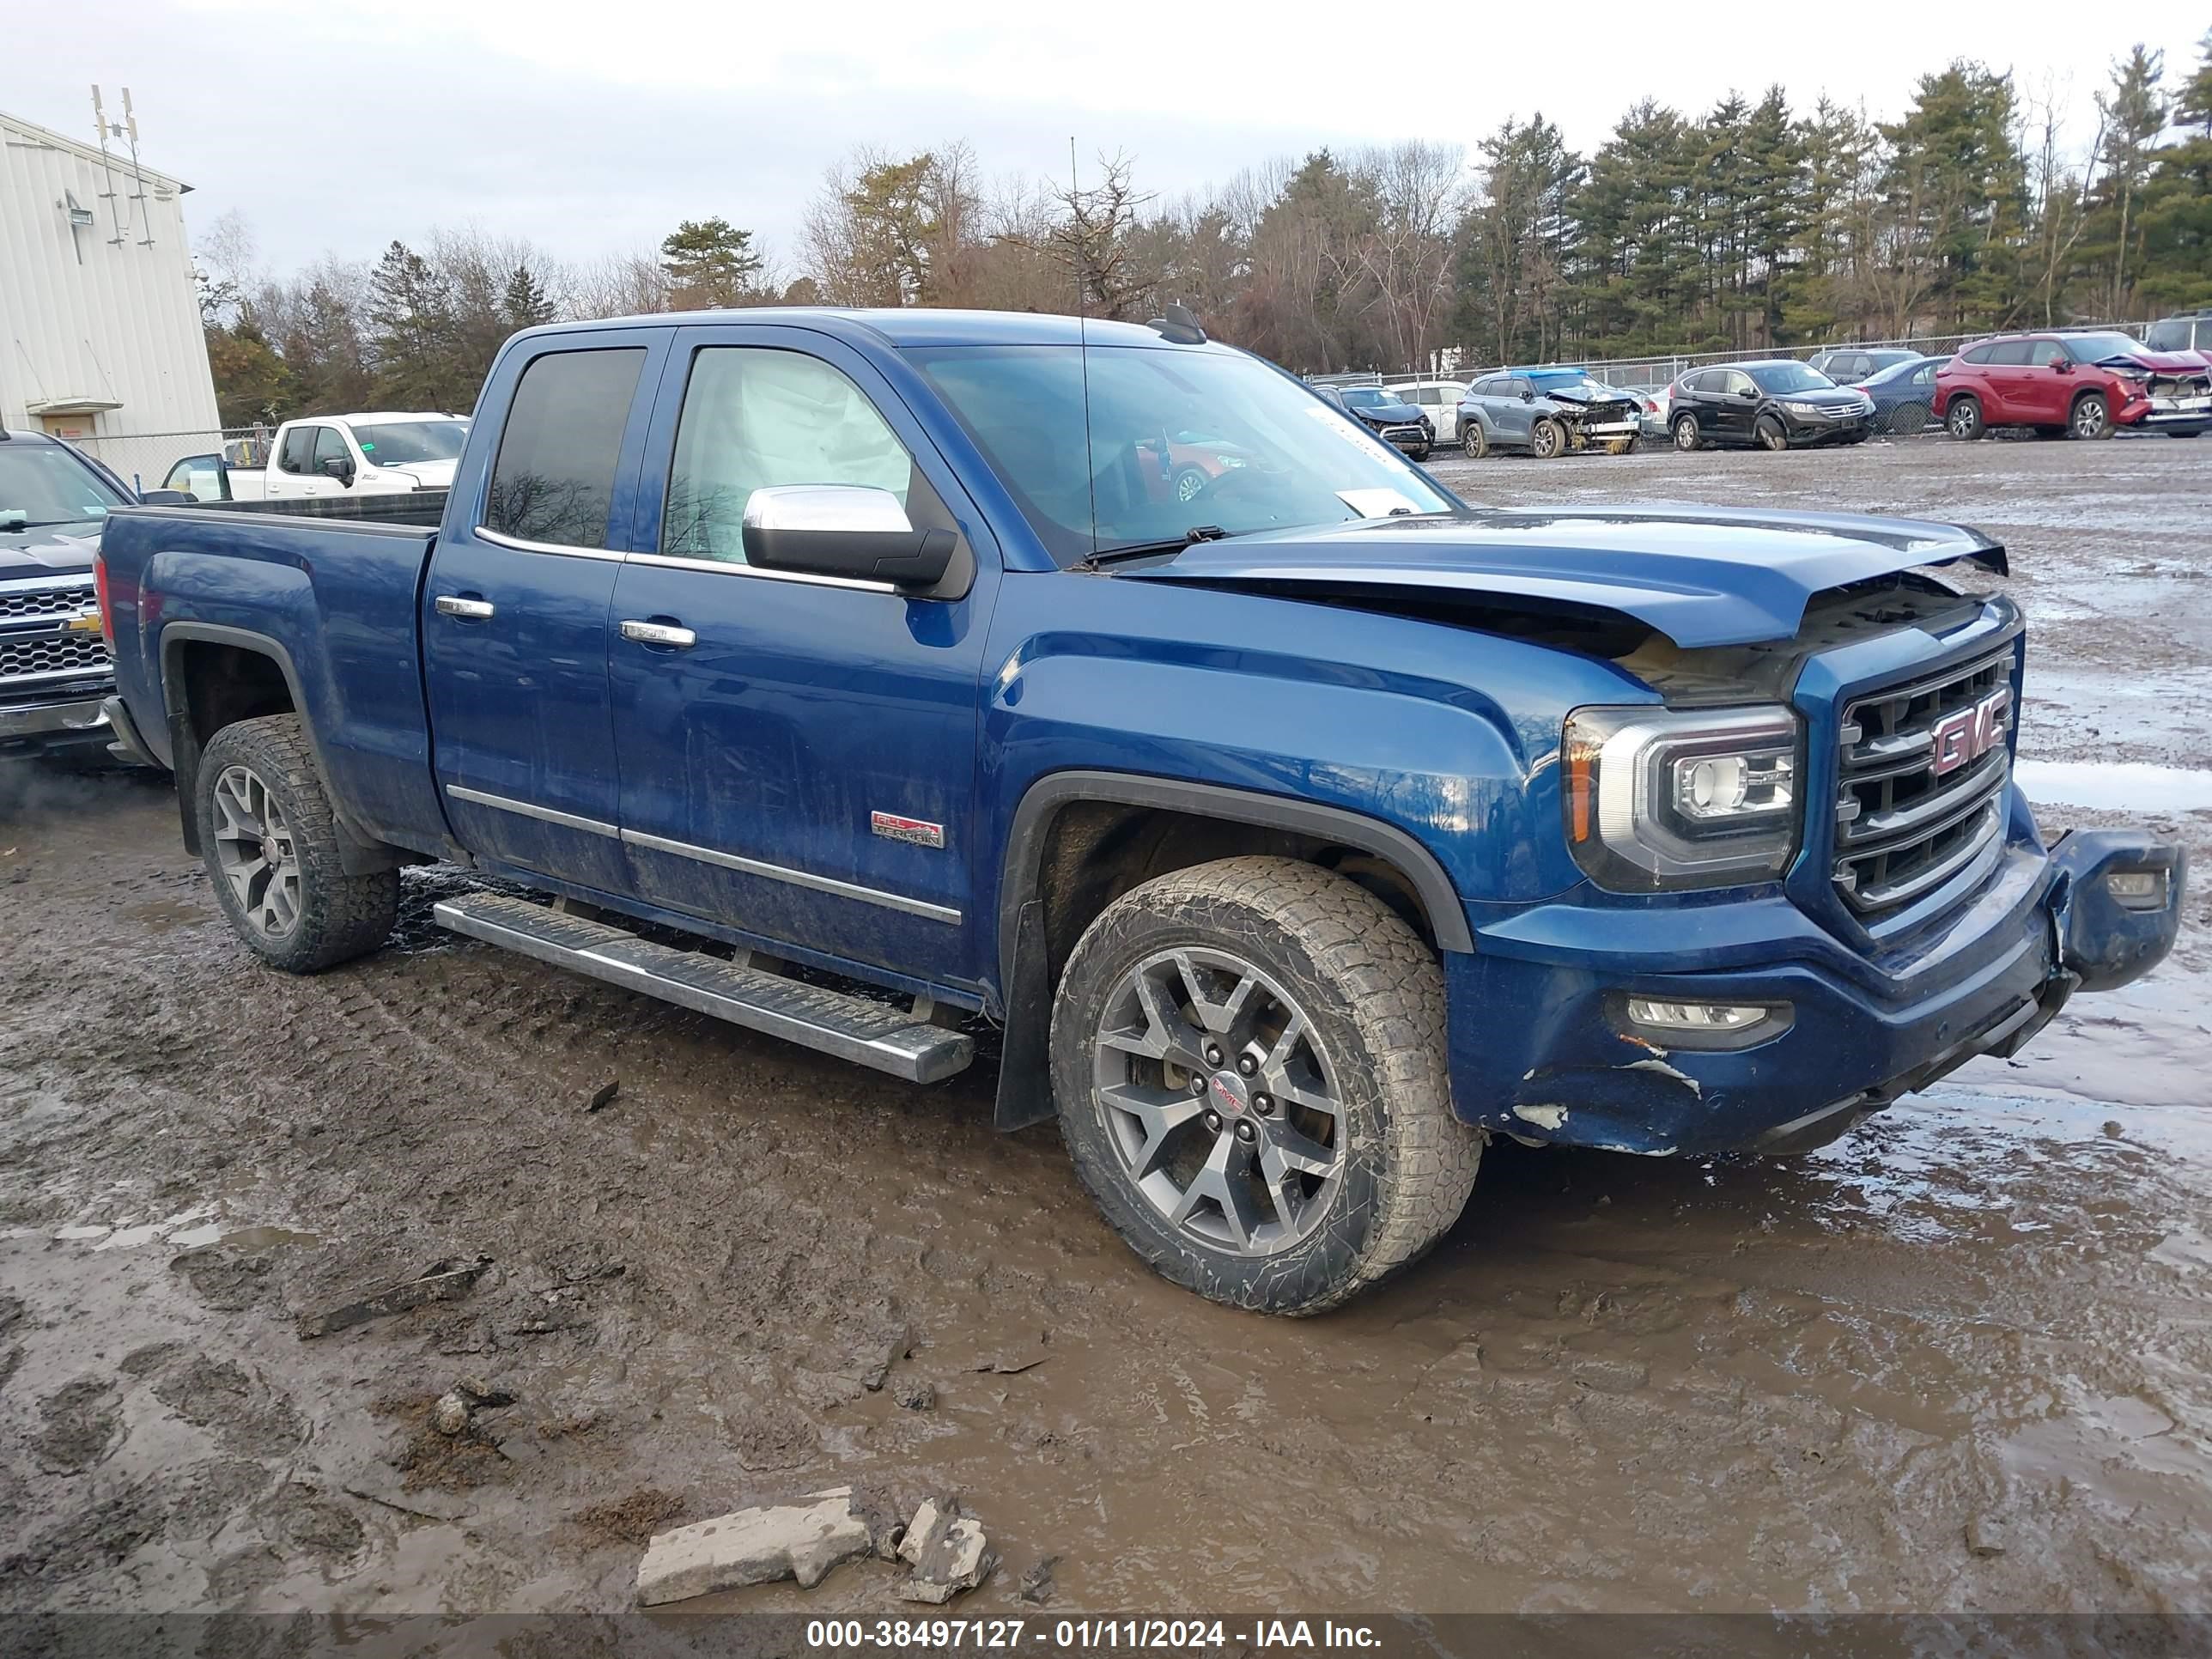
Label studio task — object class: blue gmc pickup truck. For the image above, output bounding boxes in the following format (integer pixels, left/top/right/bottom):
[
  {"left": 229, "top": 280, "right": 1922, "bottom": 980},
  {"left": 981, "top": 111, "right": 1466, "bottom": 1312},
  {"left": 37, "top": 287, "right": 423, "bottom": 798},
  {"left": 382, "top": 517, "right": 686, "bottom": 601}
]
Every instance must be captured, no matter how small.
[{"left": 95, "top": 307, "right": 2185, "bottom": 1314}]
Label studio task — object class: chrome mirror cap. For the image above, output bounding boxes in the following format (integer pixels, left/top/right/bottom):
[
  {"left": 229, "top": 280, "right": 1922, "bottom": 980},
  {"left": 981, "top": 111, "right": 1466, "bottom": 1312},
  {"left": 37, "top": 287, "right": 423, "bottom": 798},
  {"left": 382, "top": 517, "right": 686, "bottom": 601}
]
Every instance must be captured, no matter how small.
[{"left": 742, "top": 484, "right": 914, "bottom": 537}]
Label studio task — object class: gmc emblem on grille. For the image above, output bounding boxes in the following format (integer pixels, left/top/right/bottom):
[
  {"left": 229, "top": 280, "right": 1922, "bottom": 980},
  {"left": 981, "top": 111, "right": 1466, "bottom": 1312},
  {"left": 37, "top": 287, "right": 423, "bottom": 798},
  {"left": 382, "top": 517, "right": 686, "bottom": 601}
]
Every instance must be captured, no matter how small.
[{"left": 1929, "top": 688, "right": 2010, "bottom": 777}]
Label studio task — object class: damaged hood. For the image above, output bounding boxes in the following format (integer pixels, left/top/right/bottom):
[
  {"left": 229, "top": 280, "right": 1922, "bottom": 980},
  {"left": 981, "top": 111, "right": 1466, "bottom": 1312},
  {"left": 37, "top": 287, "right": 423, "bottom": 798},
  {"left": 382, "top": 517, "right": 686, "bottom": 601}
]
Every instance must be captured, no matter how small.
[{"left": 1114, "top": 505, "right": 2007, "bottom": 648}]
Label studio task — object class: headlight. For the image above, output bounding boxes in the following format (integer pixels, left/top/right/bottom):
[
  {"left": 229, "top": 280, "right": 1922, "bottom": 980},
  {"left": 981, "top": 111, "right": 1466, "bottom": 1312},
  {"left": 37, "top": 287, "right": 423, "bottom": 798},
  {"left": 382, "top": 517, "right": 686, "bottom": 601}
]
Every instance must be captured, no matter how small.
[
  {"left": 1562, "top": 705, "right": 1800, "bottom": 890},
  {"left": 1216, "top": 454, "right": 1247, "bottom": 469},
  {"left": 1783, "top": 400, "right": 1820, "bottom": 414}
]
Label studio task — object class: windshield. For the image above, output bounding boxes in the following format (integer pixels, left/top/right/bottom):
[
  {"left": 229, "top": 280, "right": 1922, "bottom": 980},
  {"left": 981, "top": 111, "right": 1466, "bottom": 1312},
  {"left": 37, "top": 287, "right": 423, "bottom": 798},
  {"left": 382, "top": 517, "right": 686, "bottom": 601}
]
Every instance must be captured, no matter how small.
[
  {"left": 348, "top": 419, "right": 467, "bottom": 466},
  {"left": 908, "top": 345, "right": 1456, "bottom": 564},
  {"left": 1336, "top": 386, "right": 1401, "bottom": 409},
  {"left": 0, "top": 443, "right": 130, "bottom": 531},
  {"left": 2064, "top": 332, "right": 2150, "bottom": 363},
  {"left": 1747, "top": 362, "right": 1838, "bottom": 394}
]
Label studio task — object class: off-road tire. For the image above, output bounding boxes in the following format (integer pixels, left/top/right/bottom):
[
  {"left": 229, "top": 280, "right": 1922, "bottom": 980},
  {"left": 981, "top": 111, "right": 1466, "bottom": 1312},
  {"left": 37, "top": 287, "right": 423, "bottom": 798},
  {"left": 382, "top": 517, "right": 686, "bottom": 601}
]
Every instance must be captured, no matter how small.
[
  {"left": 1889, "top": 402, "right": 1929, "bottom": 435},
  {"left": 1946, "top": 396, "right": 1984, "bottom": 441},
  {"left": 195, "top": 714, "right": 399, "bottom": 974},
  {"left": 1672, "top": 413, "right": 1702, "bottom": 452},
  {"left": 2070, "top": 392, "right": 2113, "bottom": 440},
  {"left": 1529, "top": 417, "right": 1565, "bottom": 459},
  {"left": 1756, "top": 415, "right": 1790, "bottom": 452},
  {"left": 1050, "top": 856, "right": 1482, "bottom": 1316}
]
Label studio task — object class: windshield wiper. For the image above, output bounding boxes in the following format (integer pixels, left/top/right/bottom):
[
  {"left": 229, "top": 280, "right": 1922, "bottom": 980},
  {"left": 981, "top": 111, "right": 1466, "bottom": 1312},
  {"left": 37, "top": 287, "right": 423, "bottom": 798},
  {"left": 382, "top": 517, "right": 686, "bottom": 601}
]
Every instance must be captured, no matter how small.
[{"left": 1082, "top": 525, "right": 1232, "bottom": 568}]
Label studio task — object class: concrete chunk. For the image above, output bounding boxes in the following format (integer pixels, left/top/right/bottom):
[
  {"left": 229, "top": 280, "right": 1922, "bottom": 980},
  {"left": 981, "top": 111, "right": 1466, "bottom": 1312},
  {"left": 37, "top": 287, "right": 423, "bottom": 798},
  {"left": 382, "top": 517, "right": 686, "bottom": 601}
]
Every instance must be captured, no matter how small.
[
  {"left": 635, "top": 1486, "right": 871, "bottom": 1605},
  {"left": 898, "top": 1498, "right": 992, "bottom": 1604}
]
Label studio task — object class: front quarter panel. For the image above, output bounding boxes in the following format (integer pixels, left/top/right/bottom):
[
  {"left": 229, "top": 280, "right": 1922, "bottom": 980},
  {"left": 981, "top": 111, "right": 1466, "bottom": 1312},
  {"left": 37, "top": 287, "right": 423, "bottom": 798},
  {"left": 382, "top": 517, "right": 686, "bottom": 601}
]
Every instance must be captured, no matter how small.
[{"left": 980, "top": 569, "right": 1649, "bottom": 974}]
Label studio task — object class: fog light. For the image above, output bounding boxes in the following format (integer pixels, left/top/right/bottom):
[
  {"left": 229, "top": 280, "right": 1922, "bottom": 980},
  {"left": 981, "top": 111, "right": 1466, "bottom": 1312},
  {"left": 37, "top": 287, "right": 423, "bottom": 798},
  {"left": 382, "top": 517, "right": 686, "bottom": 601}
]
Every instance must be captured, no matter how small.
[
  {"left": 2106, "top": 868, "right": 2166, "bottom": 908},
  {"left": 1626, "top": 999, "right": 1766, "bottom": 1030}
]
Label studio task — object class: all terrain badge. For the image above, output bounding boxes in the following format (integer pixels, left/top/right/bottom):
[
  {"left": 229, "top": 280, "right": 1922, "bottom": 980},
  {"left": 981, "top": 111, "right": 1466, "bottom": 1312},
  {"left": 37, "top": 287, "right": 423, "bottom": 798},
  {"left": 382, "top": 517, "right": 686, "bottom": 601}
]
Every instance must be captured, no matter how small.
[{"left": 870, "top": 810, "right": 945, "bottom": 849}]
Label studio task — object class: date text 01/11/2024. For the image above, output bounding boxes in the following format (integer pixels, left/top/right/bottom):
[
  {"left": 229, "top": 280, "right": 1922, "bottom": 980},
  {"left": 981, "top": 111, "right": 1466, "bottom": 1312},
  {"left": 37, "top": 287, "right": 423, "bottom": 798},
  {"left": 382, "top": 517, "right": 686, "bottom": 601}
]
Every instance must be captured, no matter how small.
[{"left": 802, "top": 1619, "right": 1382, "bottom": 1650}]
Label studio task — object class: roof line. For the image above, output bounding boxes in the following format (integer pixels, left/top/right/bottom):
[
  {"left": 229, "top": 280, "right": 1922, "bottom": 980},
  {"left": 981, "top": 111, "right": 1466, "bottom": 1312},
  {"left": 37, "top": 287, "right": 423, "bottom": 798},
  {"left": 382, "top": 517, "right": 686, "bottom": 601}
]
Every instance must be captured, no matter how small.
[{"left": 0, "top": 106, "right": 191, "bottom": 193}]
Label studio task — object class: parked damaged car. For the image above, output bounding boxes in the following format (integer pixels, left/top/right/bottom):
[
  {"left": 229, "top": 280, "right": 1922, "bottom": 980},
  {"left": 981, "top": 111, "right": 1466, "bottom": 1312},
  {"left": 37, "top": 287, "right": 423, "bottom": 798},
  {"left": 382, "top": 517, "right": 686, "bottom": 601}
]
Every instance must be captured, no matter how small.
[
  {"left": 1937, "top": 331, "right": 2212, "bottom": 441},
  {"left": 1458, "top": 369, "right": 1643, "bottom": 459}
]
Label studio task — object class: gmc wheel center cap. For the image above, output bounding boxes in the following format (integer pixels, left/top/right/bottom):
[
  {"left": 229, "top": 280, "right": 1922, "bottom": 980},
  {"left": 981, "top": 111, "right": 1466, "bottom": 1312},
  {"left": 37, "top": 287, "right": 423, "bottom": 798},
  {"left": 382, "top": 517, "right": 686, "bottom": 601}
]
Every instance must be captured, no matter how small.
[{"left": 1208, "top": 1072, "right": 1250, "bottom": 1116}]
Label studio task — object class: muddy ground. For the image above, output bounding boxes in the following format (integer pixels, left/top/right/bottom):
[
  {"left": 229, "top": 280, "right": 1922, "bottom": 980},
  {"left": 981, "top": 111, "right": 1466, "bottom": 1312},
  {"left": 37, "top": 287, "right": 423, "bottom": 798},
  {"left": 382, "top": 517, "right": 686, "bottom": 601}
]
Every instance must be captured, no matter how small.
[{"left": 1, "top": 434, "right": 2208, "bottom": 1620}]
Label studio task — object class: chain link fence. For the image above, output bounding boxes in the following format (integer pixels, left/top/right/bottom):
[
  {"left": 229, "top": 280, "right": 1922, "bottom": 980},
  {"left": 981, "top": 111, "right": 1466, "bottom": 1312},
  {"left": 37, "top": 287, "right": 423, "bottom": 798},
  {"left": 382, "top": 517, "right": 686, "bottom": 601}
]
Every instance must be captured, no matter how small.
[{"left": 71, "top": 427, "right": 273, "bottom": 494}]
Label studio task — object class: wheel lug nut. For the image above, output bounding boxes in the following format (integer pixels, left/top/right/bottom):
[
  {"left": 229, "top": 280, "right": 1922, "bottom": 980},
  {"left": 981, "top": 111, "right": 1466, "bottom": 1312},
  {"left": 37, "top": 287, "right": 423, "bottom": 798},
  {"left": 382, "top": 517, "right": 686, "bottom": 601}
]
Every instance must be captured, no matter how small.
[
  {"left": 1236, "top": 1054, "right": 1257, "bottom": 1076},
  {"left": 1205, "top": 1044, "right": 1224, "bottom": 1066},
  {"left": 1204, "top": 1110, "right": 1223, "bottom": 1133},
  {"left": 1253, "top": 1094, "right": 1275, "bottom": 1115},
  {"left": 1235, "top": 1121, "right": 1256, "bottom": 1142},
  {"left": 1190, "top": 1075, "right": 1207, "bottom": 1096}
]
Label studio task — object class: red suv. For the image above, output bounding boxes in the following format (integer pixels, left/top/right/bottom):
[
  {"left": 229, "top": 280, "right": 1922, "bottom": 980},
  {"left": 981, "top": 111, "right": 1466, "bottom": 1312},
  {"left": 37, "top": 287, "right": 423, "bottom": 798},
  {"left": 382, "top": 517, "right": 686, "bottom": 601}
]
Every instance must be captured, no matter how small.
[{"left": 1936, "top": 329, "right": 2212, "bottom": 441}]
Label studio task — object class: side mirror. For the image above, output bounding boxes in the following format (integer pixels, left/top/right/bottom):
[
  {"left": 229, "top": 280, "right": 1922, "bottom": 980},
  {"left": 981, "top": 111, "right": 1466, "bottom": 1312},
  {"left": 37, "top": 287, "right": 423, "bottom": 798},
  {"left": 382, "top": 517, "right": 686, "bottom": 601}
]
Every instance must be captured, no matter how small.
[
  {"left": 137, "top": 489, "right": 191, "bottom": 507},
  {"left": 740, "top": 485, "right": 955, "bottom": 590},
  {"left": 1517, "top": 389, "right": 1534, "bottom": 403},
  {"left": 319, "top": 456, "right": 356, "bottom": 484},
  {"left": 1737, "top": 387, "right": 1758, "bottom": 401},
  {"left": 2047, "top": 354, "right": 2070, "bottom": 371}
]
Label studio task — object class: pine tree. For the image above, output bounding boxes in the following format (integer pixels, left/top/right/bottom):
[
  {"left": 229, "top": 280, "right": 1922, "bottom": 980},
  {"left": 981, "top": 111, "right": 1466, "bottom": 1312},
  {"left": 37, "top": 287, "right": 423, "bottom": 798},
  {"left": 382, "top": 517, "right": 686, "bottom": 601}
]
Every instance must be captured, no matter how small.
[
  {"left": 659, "top": 218, "right": 766, "bottom": 310},
  {"left": 501, "top": 262, "right": 557, "bottom": 330},
  {"left": 2087, "top": 46, "right": 2171, "bottom": 314},
  {"left": 366, "top": 240, "right": 461, "bottom": 407}
]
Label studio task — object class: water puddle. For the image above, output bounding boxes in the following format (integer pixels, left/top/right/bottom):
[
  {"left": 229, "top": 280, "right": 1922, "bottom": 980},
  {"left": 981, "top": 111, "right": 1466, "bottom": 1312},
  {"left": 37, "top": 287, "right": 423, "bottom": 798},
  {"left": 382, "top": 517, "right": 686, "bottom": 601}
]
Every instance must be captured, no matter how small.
[{"left": 2014, "top": 758, "right": 2212, "bottom": 812}]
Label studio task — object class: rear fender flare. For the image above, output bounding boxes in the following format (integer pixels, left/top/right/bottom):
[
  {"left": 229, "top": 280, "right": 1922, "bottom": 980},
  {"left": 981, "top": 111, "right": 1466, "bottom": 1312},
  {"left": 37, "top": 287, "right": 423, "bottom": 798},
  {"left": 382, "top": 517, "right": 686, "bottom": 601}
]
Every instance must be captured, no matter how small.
[{"left": 158, "top": 623, "right": 403, "bottom": 874}]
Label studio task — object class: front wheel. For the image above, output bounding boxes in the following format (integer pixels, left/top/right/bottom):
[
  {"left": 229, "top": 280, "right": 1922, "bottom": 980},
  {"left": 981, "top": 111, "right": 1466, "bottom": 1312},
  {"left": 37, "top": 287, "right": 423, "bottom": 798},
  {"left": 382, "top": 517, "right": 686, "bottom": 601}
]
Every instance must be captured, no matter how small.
[
  {"left": 2071, "top": 392, "right": 2113, "bottom": 440},
  {"left": 1756, "top": 415, "right": 1790, "bottom": 452},
  {"left": 1672, "top": 413, "right": 1702, "bottom": 452},
  {"left": 196, "top": 714, "right": 398, "bottom": 973},
  {"left": 1050, "top": 857, "right": 1483, "bottom": 1315},
  {"left": 1170, "top": 467, "right": 1211, "bottom": 505},
  {"left": 1529, "top": 417, "right": 1565, "bottom": 459},
  {"left": 1946, "top": 397, "right": 1984, "bottom": 441}
]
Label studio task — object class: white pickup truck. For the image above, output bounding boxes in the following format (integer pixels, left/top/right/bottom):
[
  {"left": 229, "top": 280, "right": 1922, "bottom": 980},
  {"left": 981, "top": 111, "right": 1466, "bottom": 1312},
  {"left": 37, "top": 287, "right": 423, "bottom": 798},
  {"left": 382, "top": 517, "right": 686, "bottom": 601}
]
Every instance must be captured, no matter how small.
[{"left": 160, "top": 411, "right": 469, "bottom": 505}]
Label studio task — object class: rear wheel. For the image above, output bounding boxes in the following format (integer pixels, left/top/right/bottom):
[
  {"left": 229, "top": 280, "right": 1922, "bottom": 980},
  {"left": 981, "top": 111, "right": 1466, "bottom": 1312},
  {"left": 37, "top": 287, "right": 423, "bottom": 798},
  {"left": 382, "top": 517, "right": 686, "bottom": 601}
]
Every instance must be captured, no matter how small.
[
  {"left": 1051, "top": 857, "right": 1483, "bottom": 1315},
  {"left": 1946, "top": 396, "right": 1984, "bottom": 441},
  {"left": 1465, "top": 421, "right": 1489, "bottom": 459},
  {"left": 2071, "top": 392, "right": 2113, "bottom": 440},
  {"left": 1529, "top": 417, "right": 1565, "bottom": 459},
  {"left": 1756, "top": 415, "right": 1790, "bottom": 451},
  {"left": 1672, "top": 413, "right": 1702, "bottom": 452},
  {"left": 1888, "top": 402, "right": 1929, "bottom": 435},
  {"left": 196, "top": 714, "right": 398, "bottom": 974}
]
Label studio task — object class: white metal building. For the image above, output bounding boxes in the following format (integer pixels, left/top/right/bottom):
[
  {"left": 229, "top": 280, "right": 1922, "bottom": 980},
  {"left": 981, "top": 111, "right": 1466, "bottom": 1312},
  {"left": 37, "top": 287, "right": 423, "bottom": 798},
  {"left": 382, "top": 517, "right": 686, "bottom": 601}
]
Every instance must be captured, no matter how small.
[{"left": 1, "top": 101, "right": 221, "bottom": 483}]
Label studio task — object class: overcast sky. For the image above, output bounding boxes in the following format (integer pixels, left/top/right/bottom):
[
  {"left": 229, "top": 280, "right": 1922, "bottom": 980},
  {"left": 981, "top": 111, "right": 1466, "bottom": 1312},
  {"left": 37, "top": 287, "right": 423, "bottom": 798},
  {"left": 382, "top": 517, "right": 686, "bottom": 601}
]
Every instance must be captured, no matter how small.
[{"left": 14, "top": 1, "right": 2211, "bottom": 283}]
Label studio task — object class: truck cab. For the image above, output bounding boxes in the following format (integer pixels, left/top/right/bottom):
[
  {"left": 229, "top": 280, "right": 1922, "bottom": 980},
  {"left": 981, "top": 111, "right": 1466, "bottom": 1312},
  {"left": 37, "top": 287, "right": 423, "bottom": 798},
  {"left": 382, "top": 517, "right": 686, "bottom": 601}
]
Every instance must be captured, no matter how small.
[{"left": 261, "top": 412, "right": 470, "bottom": 501}]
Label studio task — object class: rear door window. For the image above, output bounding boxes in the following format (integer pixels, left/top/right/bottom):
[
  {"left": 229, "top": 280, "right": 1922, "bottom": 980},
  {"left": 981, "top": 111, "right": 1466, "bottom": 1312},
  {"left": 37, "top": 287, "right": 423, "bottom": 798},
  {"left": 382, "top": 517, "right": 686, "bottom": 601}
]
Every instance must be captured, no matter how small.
[
  {"left": 484, "top": 347, "right": 647, "bottom": 550},
  {"left": 1984, "top": 340, "right": 2035, "bottom": 366}
]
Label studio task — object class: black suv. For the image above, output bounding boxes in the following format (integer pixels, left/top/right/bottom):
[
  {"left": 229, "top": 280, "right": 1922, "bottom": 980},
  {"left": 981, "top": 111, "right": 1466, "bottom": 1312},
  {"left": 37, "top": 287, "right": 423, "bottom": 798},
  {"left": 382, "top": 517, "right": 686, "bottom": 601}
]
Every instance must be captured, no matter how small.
[
  {"left": 1669, "top": 361, "right": 1877, "bottom": 451},
  {"left": 1332, "top": 385, "right": 1433, "bottom": 460},
  {"left": 1806, "top": 347, "right": 1923, "bottom": 385}
]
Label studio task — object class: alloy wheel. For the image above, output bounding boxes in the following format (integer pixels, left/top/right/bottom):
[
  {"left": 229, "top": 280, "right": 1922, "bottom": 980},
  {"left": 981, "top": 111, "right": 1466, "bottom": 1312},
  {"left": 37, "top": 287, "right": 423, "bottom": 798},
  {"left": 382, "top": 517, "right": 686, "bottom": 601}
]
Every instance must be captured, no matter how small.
[
  {"left": 1090, "top": 946, "right": 1345, "bottom": 1256},
  {"left": 210, "top": 764, "right": 303, "bottom": 940},
  {"left": 2073, "top": 397, "right": 2108, "bottom": 439}
]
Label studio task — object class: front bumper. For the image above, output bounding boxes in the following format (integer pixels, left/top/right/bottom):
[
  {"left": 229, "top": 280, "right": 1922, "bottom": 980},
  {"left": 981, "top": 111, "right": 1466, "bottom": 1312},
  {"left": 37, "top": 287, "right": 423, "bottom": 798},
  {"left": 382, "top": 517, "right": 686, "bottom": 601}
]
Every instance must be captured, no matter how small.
[
  {"left": 1781, "top": 408, "right": 1875, "bottom": 442},
  {"left": 0, "top": 695, "right": 114, "bottom": 759},
  {"left": 1444, "top": 825, "right": 2185, "bottom": 1156}
]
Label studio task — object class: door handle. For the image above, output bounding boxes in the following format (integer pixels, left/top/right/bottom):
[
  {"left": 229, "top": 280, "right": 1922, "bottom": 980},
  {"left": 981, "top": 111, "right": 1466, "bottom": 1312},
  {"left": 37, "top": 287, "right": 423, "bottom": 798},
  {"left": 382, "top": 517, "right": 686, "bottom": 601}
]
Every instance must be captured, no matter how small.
[
  {"left": 620, "top": 619, "right": 696, "bottom": 648},
  {"left": 435, "top": 595, "right": 495, "bottom": 620}
]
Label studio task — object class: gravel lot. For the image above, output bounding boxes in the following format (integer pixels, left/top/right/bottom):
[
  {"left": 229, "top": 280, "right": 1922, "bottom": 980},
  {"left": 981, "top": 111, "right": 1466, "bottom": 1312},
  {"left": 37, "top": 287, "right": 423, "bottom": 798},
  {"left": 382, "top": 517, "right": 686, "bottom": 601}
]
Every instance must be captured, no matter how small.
[{"left": 2, "top": 434, "right": 2207, "bottom": 1619}]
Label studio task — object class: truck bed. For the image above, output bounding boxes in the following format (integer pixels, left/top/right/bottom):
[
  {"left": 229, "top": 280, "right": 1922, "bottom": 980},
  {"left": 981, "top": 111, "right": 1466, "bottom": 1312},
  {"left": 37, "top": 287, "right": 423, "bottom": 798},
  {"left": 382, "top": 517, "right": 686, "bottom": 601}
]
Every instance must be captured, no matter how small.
[
  {"left": 180, "top": 490, "right": 449, "bottom": 528},
  {"left": 99, "top": 503, "right": 447, "bottom": 855}
]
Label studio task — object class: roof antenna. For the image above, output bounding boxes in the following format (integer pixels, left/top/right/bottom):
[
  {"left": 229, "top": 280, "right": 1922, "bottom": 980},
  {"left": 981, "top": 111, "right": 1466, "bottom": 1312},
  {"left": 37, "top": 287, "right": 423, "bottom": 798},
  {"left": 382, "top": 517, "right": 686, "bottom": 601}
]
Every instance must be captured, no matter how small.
[{"left": 1069, "top": 137, "right": 1084, "bottom": 320}]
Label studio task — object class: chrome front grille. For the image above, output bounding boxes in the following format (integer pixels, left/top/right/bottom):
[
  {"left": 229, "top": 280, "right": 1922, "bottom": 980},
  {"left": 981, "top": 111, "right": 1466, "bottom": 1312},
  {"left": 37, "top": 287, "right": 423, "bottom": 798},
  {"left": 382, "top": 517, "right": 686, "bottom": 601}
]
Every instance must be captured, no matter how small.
[
  {"left": 0, "top": 582, "right": 95, "bottom": 623},
  {"left": 0, "top": 630, "right": 111, "bottom": 684},
  {"left": 1833, "top": 646, "right": 2016, "bottom": 915}
]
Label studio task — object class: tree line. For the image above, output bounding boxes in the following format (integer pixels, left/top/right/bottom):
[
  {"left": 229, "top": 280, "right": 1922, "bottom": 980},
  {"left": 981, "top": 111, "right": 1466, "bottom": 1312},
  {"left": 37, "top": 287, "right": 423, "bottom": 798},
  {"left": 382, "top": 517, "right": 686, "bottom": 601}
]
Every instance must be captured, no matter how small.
[{"left": 198, "top": 36, "right": 2212, "bottom": 428}]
